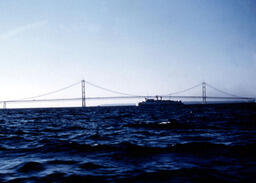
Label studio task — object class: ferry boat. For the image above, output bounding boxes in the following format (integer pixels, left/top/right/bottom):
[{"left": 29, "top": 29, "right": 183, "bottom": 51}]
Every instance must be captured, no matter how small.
[{"left": 138, "top": 96, "right": 183, "bottom": 107}]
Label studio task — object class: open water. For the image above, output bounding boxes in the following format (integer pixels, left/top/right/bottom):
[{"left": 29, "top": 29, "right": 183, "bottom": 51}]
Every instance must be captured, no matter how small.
[{"left": 0, "top": 103, "right": 255, "bottom": 183}]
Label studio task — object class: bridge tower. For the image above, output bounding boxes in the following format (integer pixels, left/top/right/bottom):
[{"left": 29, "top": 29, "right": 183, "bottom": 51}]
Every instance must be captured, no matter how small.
[
  {"left": 81, "top": 80, "right": 86, "bottom": 107},
  {"left": 3, "top": 101, "right": 6, "bottom": 109},
  {"left": 202, "top": 82, "right": 206, "bottom": 104}
]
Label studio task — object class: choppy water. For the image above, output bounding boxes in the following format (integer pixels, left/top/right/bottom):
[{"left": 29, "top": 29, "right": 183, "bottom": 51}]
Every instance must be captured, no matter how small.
[{"left": 0, "top": 104, "right": 256, "bottom": 183}]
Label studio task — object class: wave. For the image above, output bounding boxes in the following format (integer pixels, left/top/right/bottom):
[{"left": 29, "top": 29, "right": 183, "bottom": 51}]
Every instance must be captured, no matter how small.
[
  {"left": 126, "top": 120, "right": 192, "bottom": 130},
  {"left": 79, "top": 162, "right": 105, "bottom": 170},
  {"left": 46, "top": 160, "right": 78, "bottom": 165},
  {"left": 40, "top": 141, "right": 256, "bottom": 157},
  {"left": 16, "top": 161, "right": 45, "bottom": 173},
  {"left": 5, "top": 167, "right": 250, "bottom": 183},
  {"left": 2, "top": 139, "right": 256, "bottom": 157},
  {"left": 118, "top": 167, "right": 241, "bottom": 182}
]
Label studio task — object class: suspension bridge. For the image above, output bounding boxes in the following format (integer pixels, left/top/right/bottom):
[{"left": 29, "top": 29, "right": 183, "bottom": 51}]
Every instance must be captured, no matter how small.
[{"left": 0, "top": 80, "right": 255, "bottom": 109}]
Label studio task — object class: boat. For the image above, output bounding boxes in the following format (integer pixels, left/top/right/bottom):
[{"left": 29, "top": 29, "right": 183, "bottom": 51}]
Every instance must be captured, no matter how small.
[{"left": 138, "top": 96, "right": 183, "bottom": 107}]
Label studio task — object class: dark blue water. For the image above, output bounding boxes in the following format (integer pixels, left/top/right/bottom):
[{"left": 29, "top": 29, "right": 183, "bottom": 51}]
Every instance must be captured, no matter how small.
[{"left": 0, "top": 103, "right": 256, "bottom": 183}]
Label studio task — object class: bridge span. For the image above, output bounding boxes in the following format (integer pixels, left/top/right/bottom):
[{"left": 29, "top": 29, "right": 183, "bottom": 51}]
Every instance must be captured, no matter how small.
[{"left": 0, "top": 80, "right": 255, "bottom": 108}]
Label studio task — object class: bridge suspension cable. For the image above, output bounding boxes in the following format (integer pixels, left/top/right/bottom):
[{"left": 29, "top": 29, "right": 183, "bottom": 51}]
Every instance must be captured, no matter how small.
[
  {"left": 206, "top": 83, "right": 241, "bottom": 98},
  {"left": 20, "top": 81, "right": 81, "bottom": 100},
  {"left": 84, "top": 80, "right": 137, "bottom": 96},
  {"left": 0, "top": 79, "right": 137, "bottom": 104},
  {"left": 167, "top": 83, "right": 202, "bottom": 95}
]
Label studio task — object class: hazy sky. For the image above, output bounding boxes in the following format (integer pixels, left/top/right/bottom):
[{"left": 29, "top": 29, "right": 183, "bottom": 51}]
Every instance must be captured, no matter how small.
[{"left": 0, "top": 0, "right": 256, "bottom": 107}]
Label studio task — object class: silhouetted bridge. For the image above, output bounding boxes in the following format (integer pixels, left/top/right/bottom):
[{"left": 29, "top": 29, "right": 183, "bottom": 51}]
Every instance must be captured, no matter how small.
[{"left": 0, "top": 80, "right": 255, "bottom": 108}]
